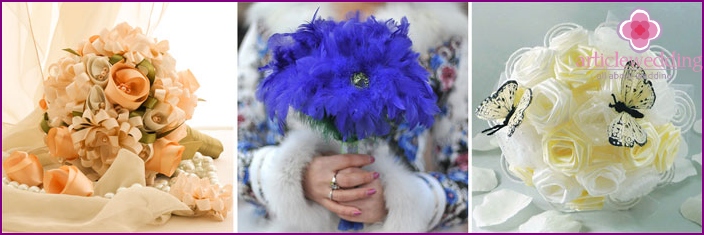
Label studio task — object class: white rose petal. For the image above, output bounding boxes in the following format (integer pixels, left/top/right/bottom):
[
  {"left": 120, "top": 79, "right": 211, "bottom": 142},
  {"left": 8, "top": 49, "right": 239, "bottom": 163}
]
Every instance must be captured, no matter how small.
[
  {"left": 532, "top": 168, "right": 582, "bottom": 204},
  {"left": 473, "top": 189, "right": 533, "bottom": 227},
  {"left": 693, "top": 119, "right": 702, "bottom": 134},
  {"left": 472, "top": 133, "right": 499, "bottom": 151},
  {"left": 692, "top": 152, "right": 702, "bottom": 166},
  {"left": 680, "top": 194, "right": 702, "bottom": 226},
  {"left": 496, "top": 123, "right": 545, "bottom": 168},
  {"left": 610, "top": 167, "right": 659, "bottom": 202},
  {"left": 673, "top": 155, "right": 697, "bottom": 183},
  {"left": 575, "top": 164, "right": 626, "bottom": 196},
  {"left": 518, "top": 210, "right": 582, "bottom": 232},
  {"left": 472, "top": 166, "right": 498, "bottom": 192}
]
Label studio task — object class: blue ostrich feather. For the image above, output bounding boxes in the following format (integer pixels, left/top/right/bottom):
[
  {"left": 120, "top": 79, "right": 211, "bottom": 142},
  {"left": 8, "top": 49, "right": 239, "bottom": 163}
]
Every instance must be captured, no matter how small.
[{"left": 257, "top": 11, "right": 439, "bottom": 142}]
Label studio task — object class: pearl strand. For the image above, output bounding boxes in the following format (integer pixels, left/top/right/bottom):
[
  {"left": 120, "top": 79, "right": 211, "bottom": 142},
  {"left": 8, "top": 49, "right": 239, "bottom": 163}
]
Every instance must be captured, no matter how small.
[
  {"left": 1, "top": 153, "right": 223, "bottom": 197},
  {"left": 2, "top": 177, "right": 45, "bottom": 193}
]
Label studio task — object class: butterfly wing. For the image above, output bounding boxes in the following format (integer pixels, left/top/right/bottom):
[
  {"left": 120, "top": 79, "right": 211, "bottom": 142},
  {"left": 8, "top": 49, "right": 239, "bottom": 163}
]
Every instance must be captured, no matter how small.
[
  {"left": 507, "top": 88, "right": 532, "bottom": 137},
  {"left": 621, "top": 60, "right": 656, "bottom": 110},
  {"left": 608, "top": 112, "right": 647, "bottom": 147},
  {"left": 476, "top": 80, "right": 518, "bottom": 121}
]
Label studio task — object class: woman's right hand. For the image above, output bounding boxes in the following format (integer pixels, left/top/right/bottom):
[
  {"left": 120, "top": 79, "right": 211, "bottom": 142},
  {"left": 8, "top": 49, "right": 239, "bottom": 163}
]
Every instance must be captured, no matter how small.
[{"left": 303, "top": 154, "right": 380, "bottom": 218}]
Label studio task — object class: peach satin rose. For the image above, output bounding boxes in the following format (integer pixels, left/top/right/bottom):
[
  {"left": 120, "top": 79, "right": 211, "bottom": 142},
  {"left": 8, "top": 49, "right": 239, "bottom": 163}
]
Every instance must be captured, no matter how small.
[
  {"left": 104, "top": 62, "right": 150, "bottom": 110},
  {"left": 2, "top": 151, "right": 44, "bottom": 187},
  {"left": 43, "top": 165, "right": 94, "bottom": 196},
  {"left": 145, "top": 138, "right": 184, "bottom": 177},
  {"left": 46, "top": 127, "right": 80, "bottom": 161}
]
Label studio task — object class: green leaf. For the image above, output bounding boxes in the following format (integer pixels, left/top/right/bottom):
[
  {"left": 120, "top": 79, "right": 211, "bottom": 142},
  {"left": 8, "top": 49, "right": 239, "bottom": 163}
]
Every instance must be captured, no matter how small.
[
  {"left": 109, "top": 54, "right": 124, "bottom": 65},
  {"left": 143, "top": 96, "right": 158, "bottom": 109},
  {"left": 139, "top": 129, "right": 157, "bottom": 144},
  {"left": 63, "top": 48, "right": 80, "bottom": 56},
  {"left": 178, "top": 141, "right": 203, "bottom": 160},
  {"left": 40, "top": 113, "right": 51, "bottom": 134},
  {"left": 137, "top": 59, "right": 156, "bottom": 85}
]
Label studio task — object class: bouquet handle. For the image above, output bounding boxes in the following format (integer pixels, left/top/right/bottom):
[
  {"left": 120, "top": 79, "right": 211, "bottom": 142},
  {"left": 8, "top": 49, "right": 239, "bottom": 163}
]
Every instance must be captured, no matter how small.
[{"left": 180, "top": 126, "right": 224, "bottom": 159}]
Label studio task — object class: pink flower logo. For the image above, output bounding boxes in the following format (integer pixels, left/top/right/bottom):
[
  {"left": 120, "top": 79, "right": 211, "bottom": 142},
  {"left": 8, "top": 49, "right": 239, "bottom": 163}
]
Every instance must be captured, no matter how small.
[{"left": 619, "top": 9, "right": 661, "bottom": 52}]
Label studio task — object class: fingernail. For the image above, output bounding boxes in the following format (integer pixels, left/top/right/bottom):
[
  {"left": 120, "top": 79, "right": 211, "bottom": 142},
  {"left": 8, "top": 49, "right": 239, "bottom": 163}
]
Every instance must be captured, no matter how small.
[
  {"left": 367, "top": 188, "right": 377, "bottom": 196},
  {"left": 373, "top": 172, "right": 380, "bottom": 179},
  {"left": 370, "top": 156, "right": 375, "bottom": 163},
  {"left": 353, "top": 210, "right": 362, "bottom": 216}
]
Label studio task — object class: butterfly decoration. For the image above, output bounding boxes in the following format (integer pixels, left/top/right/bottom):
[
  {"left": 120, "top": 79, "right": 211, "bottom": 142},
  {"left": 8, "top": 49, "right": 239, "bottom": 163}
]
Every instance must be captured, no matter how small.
[
  {"left": 476, "top": 80, "right": 533, "bottom": 137},
  {"left": 607, "top": 60, "right": 656, "bottom": 147}
]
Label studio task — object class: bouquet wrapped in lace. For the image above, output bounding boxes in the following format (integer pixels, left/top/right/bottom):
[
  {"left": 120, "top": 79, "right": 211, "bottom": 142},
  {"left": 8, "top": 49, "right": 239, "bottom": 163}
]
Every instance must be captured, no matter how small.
[
  {"left": 476, "top": 12, "right": 696, "bottom": 211},
  {"left": 3, "top": 23, "right": 230, "bottom": 221}
]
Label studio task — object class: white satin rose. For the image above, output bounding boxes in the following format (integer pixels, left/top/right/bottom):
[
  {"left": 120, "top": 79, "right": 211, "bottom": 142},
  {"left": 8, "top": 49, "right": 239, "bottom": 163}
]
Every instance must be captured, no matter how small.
[
  {"left": 575, "top": 164, "right": 626, "bottom": 197},
  {"left": 526, "top": 79, "right": 572, "bottom": 134},
  {"left": 554, "top": 45, "right": 606, "bottom": 89},
  {"left": 548, "top": 26, "right": 589, "bottom": 52},
  {"left": 511, "top": 47, "right": 556, "bottom": 87},
  {"left": 532, "top": 168, "right": 583, "bottom": 204}
]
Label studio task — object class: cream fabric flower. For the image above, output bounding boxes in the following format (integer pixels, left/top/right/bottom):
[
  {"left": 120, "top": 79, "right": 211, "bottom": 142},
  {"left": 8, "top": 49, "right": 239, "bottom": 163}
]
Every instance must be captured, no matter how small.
[{"left": 169, "top": 174, "right": 233, "bottom": 221}]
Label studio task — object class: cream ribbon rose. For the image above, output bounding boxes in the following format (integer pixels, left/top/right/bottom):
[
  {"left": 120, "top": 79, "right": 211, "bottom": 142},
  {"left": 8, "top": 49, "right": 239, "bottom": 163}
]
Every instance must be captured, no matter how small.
[
  {"left": 2, "top": 151, "right": 44, "bottom": 187},
  {"left": 526, "top": 79, "right": 572, "bottom": 133},
  {"left": 169, "top": 174, "right": 233, "bottom": 221},
  {"left": 176, "top": 70, "right": 200, "bottom": 120},
  {"left": 627, "top": 122, "right": 660, "bottom": 169},
  {"left": 83, "top": 54, "right": 112, "bottom": 87},
  {"left": 654, "top": 123, "right": 681, "bottom": 173},
  {"left": 542, "top": 126, "right": 588, "bottom": 176}
]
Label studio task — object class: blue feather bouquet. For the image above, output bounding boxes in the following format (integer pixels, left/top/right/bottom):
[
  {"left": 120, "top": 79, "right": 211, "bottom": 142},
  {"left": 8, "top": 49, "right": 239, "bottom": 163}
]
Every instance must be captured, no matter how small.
[
  {"left": 256, "top": 11, "right": 439, "bottom": 231},
  {"left": 257, "top": 11, "right": 439, "bottom": 142}
]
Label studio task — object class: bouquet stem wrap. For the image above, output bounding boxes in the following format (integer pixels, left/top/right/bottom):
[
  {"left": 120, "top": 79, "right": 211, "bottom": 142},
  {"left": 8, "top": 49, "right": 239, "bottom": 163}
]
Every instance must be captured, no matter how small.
[{"left": 180, "top": 126, "right": 224, "bottom": 160}]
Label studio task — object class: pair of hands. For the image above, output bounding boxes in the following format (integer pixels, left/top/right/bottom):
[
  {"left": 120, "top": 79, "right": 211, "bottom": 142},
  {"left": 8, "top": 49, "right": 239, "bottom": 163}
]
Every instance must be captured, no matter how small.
[{"left": 303, "top": 154, "right": 387, "bottom": 223}]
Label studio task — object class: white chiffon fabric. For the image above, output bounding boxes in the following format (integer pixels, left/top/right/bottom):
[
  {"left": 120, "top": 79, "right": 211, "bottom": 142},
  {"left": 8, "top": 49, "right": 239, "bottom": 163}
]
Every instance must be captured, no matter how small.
[{"left": 1, "top": 3, "right": 198, "bottom": 232}]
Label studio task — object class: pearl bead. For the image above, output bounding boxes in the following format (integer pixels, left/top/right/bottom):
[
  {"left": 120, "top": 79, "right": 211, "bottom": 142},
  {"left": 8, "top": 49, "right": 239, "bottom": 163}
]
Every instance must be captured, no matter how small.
[
  {"left": 131, "top": 183, "right": 142, "bottom": 188},
  {"left": 3, "top": 177, "right": 10, "bottom": 184},
  {"left": 163, "top": 186, "right": 170, "bottom": 192},
  {"left": 40, "top": 189, "right": 46, "bottom": 193},
  {"left": 29, "top": 186, "right": 40, "bottom": 193},
  {"left": 9, "top": 181, "right": 19, "bottom": 188},
  {"left": 104, "top": 193, "right": 114, "bottom": 199},
  {"left": 116, "top": 187, "right": 126, "bottom": 194},
  {"left": 18, "top": 184, "right": 28, "bottom": 191}
]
